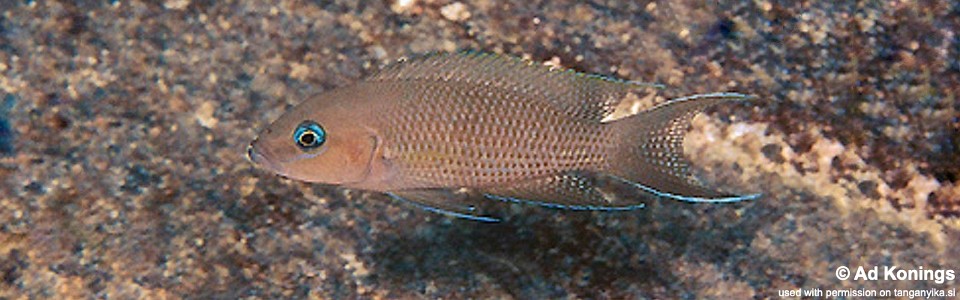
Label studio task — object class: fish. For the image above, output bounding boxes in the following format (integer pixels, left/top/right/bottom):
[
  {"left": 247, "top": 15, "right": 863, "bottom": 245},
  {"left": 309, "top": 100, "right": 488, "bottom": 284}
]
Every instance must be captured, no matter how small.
[{"left": 247, "top": 52, "right": 760, "bottom": 222}]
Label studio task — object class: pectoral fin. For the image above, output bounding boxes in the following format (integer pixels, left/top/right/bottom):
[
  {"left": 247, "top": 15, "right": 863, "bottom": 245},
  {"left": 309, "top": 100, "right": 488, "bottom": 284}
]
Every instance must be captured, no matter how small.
[{"left": 386, "top": 189, "right": 501, "bottom": 222}]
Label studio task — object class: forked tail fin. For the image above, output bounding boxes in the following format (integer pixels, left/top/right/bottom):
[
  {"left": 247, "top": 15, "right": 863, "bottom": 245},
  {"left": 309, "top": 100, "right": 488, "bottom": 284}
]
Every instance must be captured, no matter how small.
[{"left": 607, "top": 92, "right": 761, "bottom": 203}]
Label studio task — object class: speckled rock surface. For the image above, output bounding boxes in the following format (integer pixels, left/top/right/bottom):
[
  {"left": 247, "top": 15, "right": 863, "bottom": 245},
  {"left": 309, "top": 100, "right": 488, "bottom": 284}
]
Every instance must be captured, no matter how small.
[{"left": 2, "top": 0, "right": 958, "bottom": 298}]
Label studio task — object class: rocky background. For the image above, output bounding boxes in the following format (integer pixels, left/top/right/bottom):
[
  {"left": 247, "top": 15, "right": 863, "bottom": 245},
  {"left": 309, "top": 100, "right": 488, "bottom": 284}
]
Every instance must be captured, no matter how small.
[{"left": 1, "top": 0, "right": 958, "bottom": 298}]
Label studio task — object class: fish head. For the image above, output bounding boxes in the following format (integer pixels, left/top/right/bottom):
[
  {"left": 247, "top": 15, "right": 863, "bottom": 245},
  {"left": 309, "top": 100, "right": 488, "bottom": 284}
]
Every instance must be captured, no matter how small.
[{"left": 248, "top": 93, "right": 381, "bottom": 186}]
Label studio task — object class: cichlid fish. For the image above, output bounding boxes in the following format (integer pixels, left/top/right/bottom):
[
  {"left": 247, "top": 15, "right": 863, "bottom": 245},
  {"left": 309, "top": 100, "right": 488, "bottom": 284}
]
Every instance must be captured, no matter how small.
[{"left": 248, "top": 53, "right": 759, "bottom": 222}]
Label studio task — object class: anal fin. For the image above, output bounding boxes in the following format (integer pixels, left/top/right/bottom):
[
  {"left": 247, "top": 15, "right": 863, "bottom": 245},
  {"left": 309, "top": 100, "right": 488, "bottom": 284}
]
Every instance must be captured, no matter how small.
[
  {"left": 386, "top": 189, "right": 501, "bottom": 222},
  {"left": 482, "top": 170, "right": 649, "bottom": 211}
]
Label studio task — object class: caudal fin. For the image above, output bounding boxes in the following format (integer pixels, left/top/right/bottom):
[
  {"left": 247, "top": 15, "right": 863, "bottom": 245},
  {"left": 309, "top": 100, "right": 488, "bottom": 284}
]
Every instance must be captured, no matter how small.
[{"left": 607, "top": 92, "right": 760, "bottom": 203}]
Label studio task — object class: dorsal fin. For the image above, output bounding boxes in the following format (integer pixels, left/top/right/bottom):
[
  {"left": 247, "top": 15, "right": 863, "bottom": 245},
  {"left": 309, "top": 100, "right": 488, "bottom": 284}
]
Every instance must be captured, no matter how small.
[{"left": 368, "top": 52, "right": 663, "bottom": 122}]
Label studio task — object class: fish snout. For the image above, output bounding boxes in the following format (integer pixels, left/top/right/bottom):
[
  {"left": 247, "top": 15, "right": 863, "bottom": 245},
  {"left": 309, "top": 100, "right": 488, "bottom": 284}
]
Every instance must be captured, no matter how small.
[
  {"left": 246, "top": 138, "right": 273, "bottom": 167},
  {"left": 246, "top": 143, "right": 259, "bottom": 163}
]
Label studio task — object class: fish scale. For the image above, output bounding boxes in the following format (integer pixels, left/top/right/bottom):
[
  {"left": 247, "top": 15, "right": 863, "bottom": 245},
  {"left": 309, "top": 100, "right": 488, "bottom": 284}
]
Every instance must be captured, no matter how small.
[{"left": 380, "top": 80, "right": 612, "bottom": 188}]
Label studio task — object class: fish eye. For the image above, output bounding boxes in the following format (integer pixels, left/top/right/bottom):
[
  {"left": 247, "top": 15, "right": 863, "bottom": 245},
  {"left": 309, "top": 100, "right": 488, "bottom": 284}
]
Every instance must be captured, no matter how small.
[{"left": 293, "top": 121, "right": 326, "bottom": 150}]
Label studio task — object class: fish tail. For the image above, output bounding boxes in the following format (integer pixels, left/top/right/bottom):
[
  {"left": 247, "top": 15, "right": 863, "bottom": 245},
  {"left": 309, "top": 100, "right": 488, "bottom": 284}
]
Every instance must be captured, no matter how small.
[{"left": 607, "top": 92, "right": 761, "bottom": 203}]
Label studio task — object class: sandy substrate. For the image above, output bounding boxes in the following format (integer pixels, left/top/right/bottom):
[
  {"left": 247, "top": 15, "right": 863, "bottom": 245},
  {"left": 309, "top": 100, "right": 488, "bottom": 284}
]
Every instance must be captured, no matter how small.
[{"left": 1, "top": 1, "right": 958, "bottom": 298}]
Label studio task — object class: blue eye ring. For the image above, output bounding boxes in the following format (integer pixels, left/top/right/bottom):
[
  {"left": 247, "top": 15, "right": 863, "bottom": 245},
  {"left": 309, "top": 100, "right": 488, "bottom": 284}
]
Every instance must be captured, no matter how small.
[{"left": 293, "top": 121, "right": 326, "bottom": 150}]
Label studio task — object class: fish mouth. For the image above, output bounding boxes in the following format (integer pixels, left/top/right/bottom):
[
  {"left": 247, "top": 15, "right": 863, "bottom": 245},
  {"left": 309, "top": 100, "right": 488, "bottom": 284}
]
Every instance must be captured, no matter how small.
[
  {"left": 246, "top": 144, "right": 263, "bottom": 164},
  {"left": 247, "top": 140, "right": 285, "bottom": 174}
]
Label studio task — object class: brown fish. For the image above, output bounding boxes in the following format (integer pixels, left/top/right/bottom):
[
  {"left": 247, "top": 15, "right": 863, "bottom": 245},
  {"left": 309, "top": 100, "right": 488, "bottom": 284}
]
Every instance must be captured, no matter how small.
[{"left": 248, "top": 53, "right": 758, "bottom": 222}]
